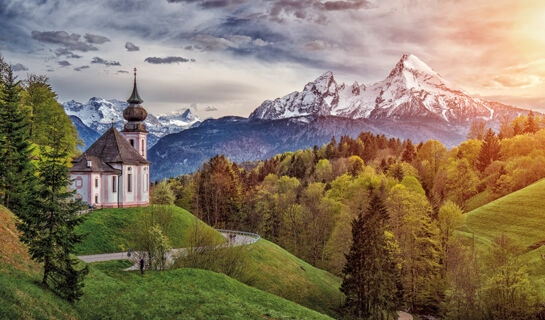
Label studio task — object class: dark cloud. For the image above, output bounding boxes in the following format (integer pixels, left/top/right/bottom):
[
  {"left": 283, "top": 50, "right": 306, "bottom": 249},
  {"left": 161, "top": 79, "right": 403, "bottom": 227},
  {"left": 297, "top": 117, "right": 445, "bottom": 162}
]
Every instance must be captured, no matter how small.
[
  {"left": 91, "top": 57, "right": 121, "bottom": 66},
  {"left": 145, "top": 56, "right": 193, "bottom": 64},
  {"left": 204, "top": 106, "right": 218, "bottom": 111},
  {"left": 125, "top": 41, "right": 140, "bottom": 51},
  {"left": 58, "top": 60, "right": 71, "bottom": 67},
  {"left": 31, "top": 30, "right": 98, "bottom": 51},
  {"left": 11, "top": 63, "right": 28, "bottom": 72},
  {"left": 74, "top": 65, "right": 90, "bottom": 71},
  {"left": 323, "top": 0, "right": 373, "bottom": 11},
  {"left": 84, "top": 33, "right": 110, "bottom": 44},
  {"left": 166, "top": 0, "right": 247, "bottom": 9},
  {"left": 54, "top": 48, "right": 82, "bottom": 58}
]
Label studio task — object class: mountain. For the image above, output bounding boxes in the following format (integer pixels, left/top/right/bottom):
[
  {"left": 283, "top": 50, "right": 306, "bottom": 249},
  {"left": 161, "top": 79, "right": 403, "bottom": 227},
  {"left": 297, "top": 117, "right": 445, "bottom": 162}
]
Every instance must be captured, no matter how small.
[
  {"left": 145, "top": 54, "right": 529, "bottom": 180},
  {"left": 63, "top": 97, "right": 201, "bottom": 149},
  {"left": 250, "top": 54, "right": 523, "bottom": 123},
  {"left": 69, "top": 115, "right": 101, "bottom": 150}
]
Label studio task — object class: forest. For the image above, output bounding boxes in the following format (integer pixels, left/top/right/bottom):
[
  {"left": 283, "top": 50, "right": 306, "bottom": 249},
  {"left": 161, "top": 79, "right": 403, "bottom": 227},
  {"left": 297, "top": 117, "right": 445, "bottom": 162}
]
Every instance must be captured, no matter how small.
[{"left": 163, "top": 113, "right": 545, "bottom": 319}]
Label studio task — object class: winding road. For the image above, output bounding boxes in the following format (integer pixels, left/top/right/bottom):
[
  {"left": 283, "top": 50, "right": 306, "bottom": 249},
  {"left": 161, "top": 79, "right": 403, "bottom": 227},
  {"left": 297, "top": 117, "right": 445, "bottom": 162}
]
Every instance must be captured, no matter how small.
[{"left": 76, "top": 230, "right": 260, "bottom": 269}]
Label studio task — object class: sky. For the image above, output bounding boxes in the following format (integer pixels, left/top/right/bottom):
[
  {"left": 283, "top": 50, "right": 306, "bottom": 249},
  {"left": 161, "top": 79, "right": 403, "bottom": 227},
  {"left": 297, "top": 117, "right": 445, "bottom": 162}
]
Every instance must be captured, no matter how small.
[{"left": 2, "top": 0, "right": 545, "bottom": 118}]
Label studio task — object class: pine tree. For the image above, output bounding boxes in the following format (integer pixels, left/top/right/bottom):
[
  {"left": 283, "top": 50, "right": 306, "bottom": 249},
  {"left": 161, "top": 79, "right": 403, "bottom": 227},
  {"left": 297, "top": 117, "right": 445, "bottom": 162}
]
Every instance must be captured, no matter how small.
[
  {"left": 17, "top": 118, "right": 88, "bottom": 301},
  {"left": 476, "top": 129, "right": 500, "bottom": 172},
  {"left": 524, "top": 111, "right": 538, "bottom": 134},
  {"left": 0, "top": 67, "right": 36, "bottom": 214},
  {"left": 341, "top": 192, "right": 400, "bottom": 319},
  {"left": 401, "top": 139, "right": 416, "bottom": 162}
]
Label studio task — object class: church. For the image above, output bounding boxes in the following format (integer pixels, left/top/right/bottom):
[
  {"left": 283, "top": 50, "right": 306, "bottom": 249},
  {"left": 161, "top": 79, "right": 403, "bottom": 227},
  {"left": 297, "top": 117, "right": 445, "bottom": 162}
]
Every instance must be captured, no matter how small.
[{"left": 69, "top": 70, "right": 151, "bottom": 208}]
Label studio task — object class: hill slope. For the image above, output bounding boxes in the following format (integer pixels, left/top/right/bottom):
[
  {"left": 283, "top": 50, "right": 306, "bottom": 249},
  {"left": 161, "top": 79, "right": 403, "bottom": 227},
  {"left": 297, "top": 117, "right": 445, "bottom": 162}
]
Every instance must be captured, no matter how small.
[
  {"left": 74, "top": 205, "right": 224, "bottom": 255},
  {"left": 461, "top": 179, "right": 545, "bottom": 294},
  {"left": 75, "top": 206, "right": 343, "bottom": 315},
  {"left": 0, "top": 206, "right": 333, "bottom": 319}
]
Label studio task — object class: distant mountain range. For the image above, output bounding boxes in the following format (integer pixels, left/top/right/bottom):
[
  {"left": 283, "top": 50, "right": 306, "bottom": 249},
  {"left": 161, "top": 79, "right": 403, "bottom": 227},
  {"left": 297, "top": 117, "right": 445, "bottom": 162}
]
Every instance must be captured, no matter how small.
[
  {"left": 63, "top": 97, "right": 200, "bottom": 149},
  {"left": 147, "top": 54, "right": 529, "bottom": 180}
]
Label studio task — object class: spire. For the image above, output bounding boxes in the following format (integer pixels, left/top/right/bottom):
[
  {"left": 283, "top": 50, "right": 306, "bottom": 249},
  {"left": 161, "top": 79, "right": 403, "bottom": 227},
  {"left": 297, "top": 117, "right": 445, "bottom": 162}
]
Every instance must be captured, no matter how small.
[{"left": 127, "top": 68, "right": 143, "bottom": 105}]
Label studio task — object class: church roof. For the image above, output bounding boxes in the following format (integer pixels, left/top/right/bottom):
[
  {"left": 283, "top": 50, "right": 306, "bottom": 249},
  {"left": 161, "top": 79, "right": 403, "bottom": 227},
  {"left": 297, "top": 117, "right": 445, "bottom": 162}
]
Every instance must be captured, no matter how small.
[{"left": 70, "top": 126, "right": 150, "bottom": 173}]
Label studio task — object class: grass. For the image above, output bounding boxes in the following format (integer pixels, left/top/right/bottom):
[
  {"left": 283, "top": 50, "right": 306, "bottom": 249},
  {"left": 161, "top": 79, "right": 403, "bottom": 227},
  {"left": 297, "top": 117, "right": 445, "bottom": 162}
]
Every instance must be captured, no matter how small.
[
  {"left": 244, "top": 240, "right": 343, "bottom": 317},
  {"left": 461, "top": 178, "right": 545, "bottom": 295},
  {"left": 75, "top": 205, "right": 224, "bottom": 255},
  {"left": 0, "top": 206, "right": 333, "bottom": 320}
]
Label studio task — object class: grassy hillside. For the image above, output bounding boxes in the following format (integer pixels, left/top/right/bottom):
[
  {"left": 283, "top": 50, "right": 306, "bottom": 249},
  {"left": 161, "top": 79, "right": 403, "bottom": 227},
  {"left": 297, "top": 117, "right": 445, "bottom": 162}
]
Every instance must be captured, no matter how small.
[
  {"left": 245, "top": 240, "right": 342, "bottom": 316},
  {"left": 75, "top": 205, "right": 343, "bottom": 316},
  {"left": 75, "top": 205, "right": 224, "bottom": 255},
  {"left": 0, "top": 206, "right": 333, "bottom": 319},
  {"left": 460, "top": 179, "right": 545, "bottom": 295}
]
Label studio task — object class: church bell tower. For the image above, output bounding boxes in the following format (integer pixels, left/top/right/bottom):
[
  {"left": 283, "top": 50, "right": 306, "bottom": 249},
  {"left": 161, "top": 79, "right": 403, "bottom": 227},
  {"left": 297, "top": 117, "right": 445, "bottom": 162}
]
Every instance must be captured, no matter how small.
[{"left": 122, "top": 68, "right": 148, "bottom": 159}]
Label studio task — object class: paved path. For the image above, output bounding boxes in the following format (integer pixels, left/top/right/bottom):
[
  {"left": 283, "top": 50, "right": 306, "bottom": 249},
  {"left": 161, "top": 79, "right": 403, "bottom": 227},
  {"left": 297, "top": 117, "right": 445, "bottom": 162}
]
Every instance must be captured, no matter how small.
[{"left": 77, "top": 230, "right": 260, "bottom": 270}]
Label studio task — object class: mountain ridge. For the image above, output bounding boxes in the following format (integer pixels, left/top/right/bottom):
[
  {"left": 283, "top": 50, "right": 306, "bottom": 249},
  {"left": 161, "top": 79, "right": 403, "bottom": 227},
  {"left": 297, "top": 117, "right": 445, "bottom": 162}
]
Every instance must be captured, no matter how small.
[
  {"left": 63, "top": 97, "right": 201, "bottom": 149},
  {"left": 250, "top": 54, "right": 524, "bottom": 124}
]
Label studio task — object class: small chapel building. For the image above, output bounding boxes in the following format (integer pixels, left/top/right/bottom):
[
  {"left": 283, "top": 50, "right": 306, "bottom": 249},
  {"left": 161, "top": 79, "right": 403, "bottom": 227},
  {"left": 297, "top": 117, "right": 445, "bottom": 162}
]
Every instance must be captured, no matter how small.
[{"left": 69, "top": 70, "right": 151, "bottom": 208}]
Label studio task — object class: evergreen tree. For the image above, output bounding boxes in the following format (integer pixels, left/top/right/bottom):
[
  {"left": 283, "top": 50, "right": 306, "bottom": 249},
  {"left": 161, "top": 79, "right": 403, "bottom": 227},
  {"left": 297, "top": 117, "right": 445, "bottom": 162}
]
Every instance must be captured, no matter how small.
[
  {"left": 523, "top": 111, "right": 538, "bottom": 134},
  {"left": 341, "top": 192, "right": 400, "bottom": 319},
  {"left": 17, "top": 117, "right": 88, "bottom": 301},
  {"left": 476, "top": 129, "right": 501, "bottom": 172},
  {"left": 0, "top": 67, "right": 36, "bottom": 214},
  {"left": 401, "top": 139, "right": 416, "bottom": 163}
]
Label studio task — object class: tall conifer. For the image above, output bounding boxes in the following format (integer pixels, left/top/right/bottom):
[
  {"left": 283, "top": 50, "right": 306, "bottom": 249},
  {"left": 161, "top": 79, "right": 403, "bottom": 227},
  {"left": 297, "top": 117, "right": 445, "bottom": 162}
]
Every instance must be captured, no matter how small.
[
  {"left": 18, "top": 117, "right": 88, "bottom": 301},
  {"left": 0, "top": 67, "right": 36, "bottom": 214},
  {"left": 341, "top": 192, "right": 400, "bottom": 319}
]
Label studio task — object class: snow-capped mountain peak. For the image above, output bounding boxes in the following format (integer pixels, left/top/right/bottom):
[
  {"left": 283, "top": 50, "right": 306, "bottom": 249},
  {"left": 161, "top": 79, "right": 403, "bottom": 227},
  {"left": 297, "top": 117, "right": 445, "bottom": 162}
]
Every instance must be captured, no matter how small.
[
  {"left": 250, "top": 54, "right": 518, "bottom": 123},
  {"left": 63, "top": 98, "right": 201, "bottom": 148}
]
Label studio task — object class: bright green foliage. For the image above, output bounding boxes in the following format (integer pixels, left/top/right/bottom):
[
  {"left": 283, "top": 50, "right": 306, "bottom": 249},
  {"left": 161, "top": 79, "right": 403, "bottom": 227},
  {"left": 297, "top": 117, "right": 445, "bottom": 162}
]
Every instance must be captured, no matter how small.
[
  {"left": 386, "top": 184, "right": 441, "bottom": 313},
  {"left": 75, "top": 205, "right": 223, "bottom": 255},
  {"left": 23, "top": 75, "right": 79, "bottom": 153},
  {"left": 437, "top": 158, "right": 479, "bottom": 207},
  {"left": 481, "top": 235, "right": 539, "bottom": 320},
  {"left": 341, "top": 193, "right": 400, "bottom": 319},
  {"left": 150, "top": 180, "right": 175, "bottom": 205},
  {"left": 0, "top": 68, "right": 36, "bottom": 215},
  {"left": 313, "top": 159, "right": 333, "bottom": 182},
  {"left": 437, "top": 201, "right": 464, "bottom": 276}
]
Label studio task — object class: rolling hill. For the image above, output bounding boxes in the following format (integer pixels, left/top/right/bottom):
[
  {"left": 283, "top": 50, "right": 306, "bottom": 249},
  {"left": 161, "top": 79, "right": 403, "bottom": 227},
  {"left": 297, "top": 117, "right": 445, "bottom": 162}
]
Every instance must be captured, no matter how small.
[
  {"left": 1, "top": 205, "right": 341, "bottom": 319},
  {"left": 460, "top": 179, "right": 545, "bottom": 295}
]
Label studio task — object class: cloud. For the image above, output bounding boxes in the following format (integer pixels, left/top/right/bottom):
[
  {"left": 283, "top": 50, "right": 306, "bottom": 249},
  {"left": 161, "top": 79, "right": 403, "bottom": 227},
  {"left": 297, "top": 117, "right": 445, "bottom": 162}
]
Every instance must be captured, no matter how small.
[
  {"left": 494, "top": 75, "right": 542, "bottom": 88},
  {"left": 84, "top": 33, "right": 110, "bottom": 44},
  {"left": 166, "top": 0, "right": 247, "bottom": 9},
  {"left": 55, "top": 48, "right": 82, "bottom": 58},
  {"left": 91, "top": 57, "right": 121, "bottom": 66},
  {"left": 74, "top": 65, "right": 90, "bottom": 71},
  {"left": 145, "top": 56, "right": 194, "bottom": 64},
  {"left": 204, "top": 106, "right": 218, "bottom": 111},
  {"left": 304, "top": 40, "right": 328, "bottom": 51},
  {"left": 58, "top": 60, "right": 71, "bottom": 67},
  {"left": 11, "top": 63, "right": 28, "bottom": 72},
  {"left": 323, "top": 0, "right": 373, "bottom": 11},
  {"left": 125, "top": 41, "right": 140, "bottom": 51},
  {"left": 192, "top": 34, "right": 236, "bottom": 51},
  {"left": 31, "top": 30, "right": 98, "bottom": 51}
]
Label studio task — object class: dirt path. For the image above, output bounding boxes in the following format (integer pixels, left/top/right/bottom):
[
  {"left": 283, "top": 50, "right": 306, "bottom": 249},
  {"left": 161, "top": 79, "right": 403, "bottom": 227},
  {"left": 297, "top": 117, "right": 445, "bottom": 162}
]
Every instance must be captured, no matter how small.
[{"left": 398, "top": 311, "right": 413, "bottom": 320}]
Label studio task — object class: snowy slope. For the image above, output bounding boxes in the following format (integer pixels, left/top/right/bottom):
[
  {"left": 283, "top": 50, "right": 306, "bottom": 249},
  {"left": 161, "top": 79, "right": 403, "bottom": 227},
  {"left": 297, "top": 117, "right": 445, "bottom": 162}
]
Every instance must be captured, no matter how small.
[
  {"left": 63, "top": 97, "right": 200, "bottom": 148},
  {"left": 250, "top": 54, "right": 523, "bottom": 123}
]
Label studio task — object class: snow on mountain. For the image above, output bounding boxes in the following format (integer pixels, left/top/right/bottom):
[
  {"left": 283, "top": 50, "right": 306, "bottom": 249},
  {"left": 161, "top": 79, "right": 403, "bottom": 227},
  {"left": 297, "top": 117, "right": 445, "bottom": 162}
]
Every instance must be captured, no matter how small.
[
  {"left": 250, "top": 54, "right": 520, "bottom": 123},
  {"left": 63, "top": 97, "right": 200, "bottom": 148}
]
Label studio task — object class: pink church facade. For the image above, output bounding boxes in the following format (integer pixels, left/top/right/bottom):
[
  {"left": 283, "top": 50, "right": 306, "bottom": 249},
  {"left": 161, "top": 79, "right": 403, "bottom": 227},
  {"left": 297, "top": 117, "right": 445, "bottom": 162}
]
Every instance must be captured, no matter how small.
[{"left": 70, "top": 71, "right": 151, "bottom": 208}]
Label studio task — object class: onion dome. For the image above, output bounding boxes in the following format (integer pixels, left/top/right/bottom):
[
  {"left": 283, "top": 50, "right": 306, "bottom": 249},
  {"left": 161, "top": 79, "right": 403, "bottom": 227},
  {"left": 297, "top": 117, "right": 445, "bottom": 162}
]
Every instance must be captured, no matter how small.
[{"left": 122, "top": 68, "right": 148, "bottom": 132}]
